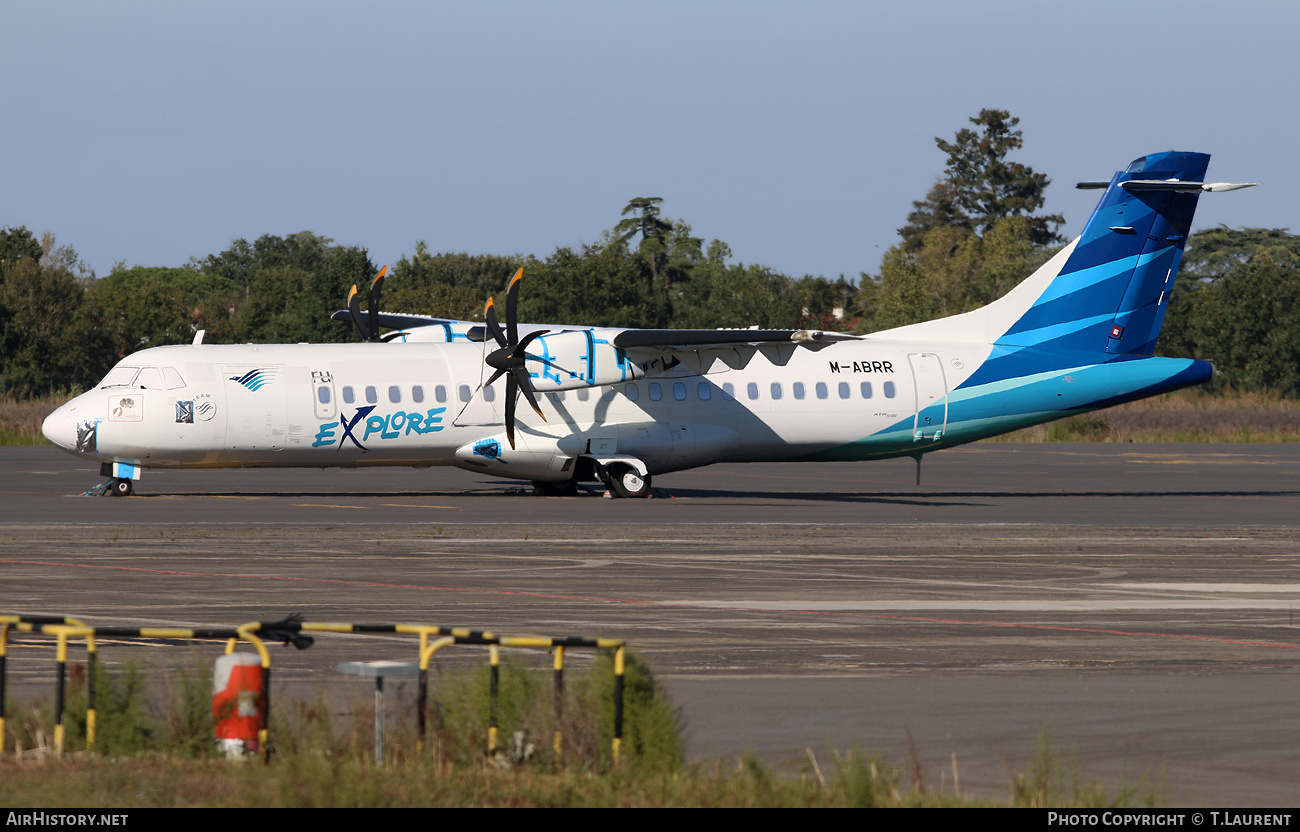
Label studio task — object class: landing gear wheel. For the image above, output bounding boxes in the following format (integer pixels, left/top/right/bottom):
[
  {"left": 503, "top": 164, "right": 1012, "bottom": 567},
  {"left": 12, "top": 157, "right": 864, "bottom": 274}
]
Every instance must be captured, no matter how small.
[
  {"left": 532, "top": 479, "right": 578, "bottom": 496},
  {"left": 607, "top": 464, "right": 651, "bottom": 499},
  {"left": 111, "top": 478, "right": 133, "bottom": 497}
]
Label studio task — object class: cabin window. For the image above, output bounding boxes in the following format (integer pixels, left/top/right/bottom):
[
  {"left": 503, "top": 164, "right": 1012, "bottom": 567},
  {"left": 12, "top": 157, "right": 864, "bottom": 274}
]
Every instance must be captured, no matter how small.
[
  {"left": 458, "top": 384, "right": 471, "bottom": 402},
  {"left": 648, "top": 382, "right": 662, "bottom": 402},
  {"left": 412, "top": 386, "right": 425, "bottom": 403},
  {"left": 601, "top": 387, "right": 616, "bottom": 402},
  {"left": 697, "top": 382, "right": 711, "bottom": 400},
  {"left": 388, "top": 385, "right": 401, "bottom": 403},
  {"left": 770, "top": 382, "right": 783, "bottom": 400},
  {"left": 838, "top": 382, "right": 851, "bottom": 399},
  {"left": 883, "top": 381, "right": 896, "bottom": 398},
  {"left": 99, "top": 366, "right": 140, "bottom": 388},
  {"left": 747, "top": 382, "right": 759, "bottom": 400},
  {"left": 626, "top": 383, "right": 639, "bottom": 402},
  {"left": 136, "top": 367, "right": 164, "bottom": 389},
  {"left": 435, "top": 385, "right": 447, "bottom": 403},
  {"left": 317, "top": 386, "right": 331, "bottom": 404},
  {"left": 673, "top": 382, "right": 687, "bottom": 401},
  {"left": 722, "top": 383, "right": 735, "bottom": 400},
  {"left": 162, "top": 368, "right": 186, "bottom": 389},
  {"left": 343, "top": 386, "right": 355, "bottom": 404},
  {"left": 483, "top": 384, "right": 496, "bottom": 402},
  {"left": 552, "top": 390, "right": 565, "bottom": 402},
  {"left": 860, "top": 382, "right": 873, "bottom": 399},
  {"left": 793, "top": 382, "right": 805, "bottom": 400},
  {"left": 577, "top": 388, "right": 590, "bottom": 401},
  {"left": 365, "top": 386, "right": 378, "bottom": 404},
  {"left": 815, "top": 382, "right": 828, "bottom": 399}
]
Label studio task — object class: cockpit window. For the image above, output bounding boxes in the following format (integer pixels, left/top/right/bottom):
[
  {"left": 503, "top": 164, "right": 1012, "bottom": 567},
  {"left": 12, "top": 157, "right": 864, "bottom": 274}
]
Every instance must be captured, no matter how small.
[
  {"left": 99, "top": 367, "right": 140, "bottom": 388},
  {"left": 136, "top": 367, "right": 164, "bottom": 389},
  {"left": 162, "top": 368, "right": 186, "bottom": 389},
  {"left": 100, "top": 365, "right": 185, "bottom": 390}
]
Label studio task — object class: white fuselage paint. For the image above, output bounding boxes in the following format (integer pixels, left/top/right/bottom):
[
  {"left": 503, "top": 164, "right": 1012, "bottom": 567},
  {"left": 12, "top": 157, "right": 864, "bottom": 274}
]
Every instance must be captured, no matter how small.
[{"left": 43, "top": 337, "right": 994, "bottom": 478}]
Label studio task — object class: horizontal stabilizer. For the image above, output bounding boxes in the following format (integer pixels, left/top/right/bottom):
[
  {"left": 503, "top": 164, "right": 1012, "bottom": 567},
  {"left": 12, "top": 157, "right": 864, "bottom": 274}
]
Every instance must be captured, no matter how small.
[{"left": 1120, "top": 180, "right": 1259, "bottom": 193}]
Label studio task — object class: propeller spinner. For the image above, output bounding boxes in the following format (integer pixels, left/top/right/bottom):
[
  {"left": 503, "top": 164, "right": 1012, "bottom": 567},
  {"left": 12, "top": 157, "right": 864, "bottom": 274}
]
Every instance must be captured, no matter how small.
[{"left": 483, "top": 268, "right": 549, "bottom": 449}]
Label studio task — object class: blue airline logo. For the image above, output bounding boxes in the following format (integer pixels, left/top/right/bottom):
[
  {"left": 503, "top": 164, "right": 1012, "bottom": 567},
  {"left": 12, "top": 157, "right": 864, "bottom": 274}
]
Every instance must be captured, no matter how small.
[{"left": 229, "top": 368, "right": 277, "bottom": 391}]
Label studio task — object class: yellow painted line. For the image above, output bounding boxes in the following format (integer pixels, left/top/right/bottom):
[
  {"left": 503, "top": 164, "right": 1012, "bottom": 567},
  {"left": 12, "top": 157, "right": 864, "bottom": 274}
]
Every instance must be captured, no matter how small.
[
  {"left": 1125, "top": 459, "right": 1287, "bottom": 466},
  {"left": 294, "top": 504, "right": 367, "bottom": 509},
  {"left": 212, "top": 495, "right": 264, "bottom": 500}
]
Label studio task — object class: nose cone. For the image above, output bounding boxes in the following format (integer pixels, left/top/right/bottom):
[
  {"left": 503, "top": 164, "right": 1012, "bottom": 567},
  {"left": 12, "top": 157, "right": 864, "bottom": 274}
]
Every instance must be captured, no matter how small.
[{"left": 42, "top": 401, "right": 80, "bottom": 452}]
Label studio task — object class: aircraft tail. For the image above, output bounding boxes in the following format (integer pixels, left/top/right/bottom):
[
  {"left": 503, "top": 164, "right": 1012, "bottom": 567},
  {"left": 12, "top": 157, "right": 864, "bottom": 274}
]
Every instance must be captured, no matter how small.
[
  {"left": 878, "top": 151, "right": 1222, "bottom": 357},
  {"left": 993, "top": 151, "right": 1208, "bottom": 356}
]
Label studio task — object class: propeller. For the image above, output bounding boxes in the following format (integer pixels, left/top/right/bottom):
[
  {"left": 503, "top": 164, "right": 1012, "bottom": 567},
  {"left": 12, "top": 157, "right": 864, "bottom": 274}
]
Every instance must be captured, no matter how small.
[
  {"left": 483, "top": 268, "right": 549, "bottom": 449},
  {"left": 346, "top": 266, "right": 388, "bottom": 342}
]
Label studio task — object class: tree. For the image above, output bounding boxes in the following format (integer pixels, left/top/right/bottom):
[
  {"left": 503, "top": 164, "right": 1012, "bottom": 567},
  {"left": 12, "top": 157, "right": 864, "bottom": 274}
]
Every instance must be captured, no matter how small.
[
  {"left": 900, "top": 109, "right": 1063, "bottom": 251},
  {"left": 863, "top": 110, "right": 1063, "bottom": 331},
  {"left": 192, "top": 232, "right": 376, "bottom": 343},
  {"left": 0, "top": 226, "right": 43, "bottom": 266},
  {"left": 91, "top": 266, "right": 240, "bottom": 356},
  {"left": 1159, "top": 227, "right": 1300, "bottom": 395},
  {"left": 0, "top": 232, "right": 109, "bottom": 394}
]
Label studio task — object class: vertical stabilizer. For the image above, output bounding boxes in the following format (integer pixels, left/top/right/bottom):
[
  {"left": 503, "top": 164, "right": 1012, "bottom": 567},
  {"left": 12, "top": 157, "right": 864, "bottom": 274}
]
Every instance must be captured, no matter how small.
[{"left": 995, "top": 151, "right": 1210, "bottom": 355}]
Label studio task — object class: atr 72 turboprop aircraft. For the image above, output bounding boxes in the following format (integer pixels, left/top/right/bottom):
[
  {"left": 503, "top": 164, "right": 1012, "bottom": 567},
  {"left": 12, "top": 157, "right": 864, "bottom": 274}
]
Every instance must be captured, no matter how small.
[{"left": 44, "top": 152, "right": 1255, "bottom": 498}]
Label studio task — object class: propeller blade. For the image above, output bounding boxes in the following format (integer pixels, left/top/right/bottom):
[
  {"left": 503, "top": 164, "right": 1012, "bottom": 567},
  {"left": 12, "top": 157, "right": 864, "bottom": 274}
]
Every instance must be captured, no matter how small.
[
  {"left": 513, "top": 366, "right": 547, "bottom": 421},
  {"left": 504, "top": 373, "right": 518, "bottom": 449},
  {"left": 347, "top": 285, "right": 369, "bottom": 341},
  {"left": 484, "top": 297, "right": 508, "bottom": 348},
  {"left": 366, "top": 266, "right": 387, "bottom": 342},
  {"left": 514, "top": 329, "right": 549, "bottom": 357},
  {"left": 505, "top": 267, "right": 523, "bottom": 345}
]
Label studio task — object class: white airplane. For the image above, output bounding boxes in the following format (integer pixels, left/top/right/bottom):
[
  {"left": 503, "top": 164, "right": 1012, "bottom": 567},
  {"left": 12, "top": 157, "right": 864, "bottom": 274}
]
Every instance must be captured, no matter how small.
[{"left": 43, "top": 152, "right": 1255, "bottom": 498}]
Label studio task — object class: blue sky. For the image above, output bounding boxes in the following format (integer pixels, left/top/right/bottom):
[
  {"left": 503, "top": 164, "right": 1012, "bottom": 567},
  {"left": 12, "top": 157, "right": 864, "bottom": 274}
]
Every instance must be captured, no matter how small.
[{"left": 3, "top": 1, "right": 1293, "bottom": 284}]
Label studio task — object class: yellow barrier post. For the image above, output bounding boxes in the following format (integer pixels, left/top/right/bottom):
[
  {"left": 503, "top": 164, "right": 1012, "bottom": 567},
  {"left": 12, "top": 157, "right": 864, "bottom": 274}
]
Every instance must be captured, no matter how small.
[
  {"left": 613, "top": 644, "right": 625, "bottom": 765},
  {"left": 235, "top": 626, "right": 273, "bottom": 764},
  {"left": 416, "top": 634, "right": 454, "bottom": 754},
  {"left": 487, "top": 644, "right": 500, "bottom": 756},
  {"left": 53, "top": 630, "right": 68, "bottom": 757},
  {"left": 85, "top": 632, "right": 97, "bottom": 751},
  {"left": 553, "top": 645, "right": 565, "bottom": 763}
]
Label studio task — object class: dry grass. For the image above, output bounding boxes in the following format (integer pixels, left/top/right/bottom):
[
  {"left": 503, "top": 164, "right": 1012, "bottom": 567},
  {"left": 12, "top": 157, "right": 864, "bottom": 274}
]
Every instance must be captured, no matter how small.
[
  {"left": 0, "top": 394, "right": 69, "bottom": 445},
  {"left": 988, "top": 388, "right": 1300, "bottom": 443}
]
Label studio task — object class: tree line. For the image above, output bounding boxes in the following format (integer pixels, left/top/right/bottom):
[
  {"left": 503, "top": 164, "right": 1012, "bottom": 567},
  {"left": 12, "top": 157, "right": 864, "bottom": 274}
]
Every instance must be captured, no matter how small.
[{"left": 2, "top": 108, "right": 1296, "bottom": 397}]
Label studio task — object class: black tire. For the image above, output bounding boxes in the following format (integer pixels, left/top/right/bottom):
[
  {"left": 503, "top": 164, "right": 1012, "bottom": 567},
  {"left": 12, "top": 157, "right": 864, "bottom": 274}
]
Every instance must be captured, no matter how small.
[
  {"left": 607, "top": 464, "right": 651, "bottom": 499},
  {"left": 112, "top": 478, "right": 133, "bottom": 497}
]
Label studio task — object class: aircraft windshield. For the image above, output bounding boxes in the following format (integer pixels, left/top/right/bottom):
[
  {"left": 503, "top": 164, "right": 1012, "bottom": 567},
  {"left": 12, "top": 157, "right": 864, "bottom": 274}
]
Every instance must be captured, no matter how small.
[
  {"left": 99, "top": 366, "right": 140, "bottom": 388},
  {"left": 97, "top": 365, "right": 187, "bottom": 389}
]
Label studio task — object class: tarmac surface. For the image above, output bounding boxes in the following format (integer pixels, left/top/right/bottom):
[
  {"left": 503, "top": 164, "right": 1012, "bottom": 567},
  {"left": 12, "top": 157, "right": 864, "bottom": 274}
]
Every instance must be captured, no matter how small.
[{"left": 3, "top": 443, "right": 1300, "bottom": 805}]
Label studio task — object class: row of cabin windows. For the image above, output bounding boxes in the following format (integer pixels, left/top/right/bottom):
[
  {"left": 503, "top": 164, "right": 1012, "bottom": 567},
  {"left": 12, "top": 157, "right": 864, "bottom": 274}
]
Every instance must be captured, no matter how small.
[
  {"left": 625, "top": 380, "right": 896, "bottom": 402},
  {"left": 319, "top": 384, "right": 492, "bottom": 406},
  {"left": 318, "top": 379, "right": 897, "bottom": 407}
]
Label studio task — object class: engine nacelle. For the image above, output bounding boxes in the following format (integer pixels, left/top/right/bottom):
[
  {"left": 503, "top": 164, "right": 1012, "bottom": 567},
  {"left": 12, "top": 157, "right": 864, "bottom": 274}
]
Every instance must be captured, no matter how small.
[
  {"left": 525, "top": 330, "right": 643, "bottom": 392},
  {"left": 453, "top": 431, "right": 582, "bottom": 482}
]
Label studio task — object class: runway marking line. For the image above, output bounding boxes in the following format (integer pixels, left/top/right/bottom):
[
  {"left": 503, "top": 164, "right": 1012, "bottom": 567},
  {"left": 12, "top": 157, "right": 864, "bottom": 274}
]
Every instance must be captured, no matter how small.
[{"left": 8, "top": 558, "right": 1300, "bottom": 652}]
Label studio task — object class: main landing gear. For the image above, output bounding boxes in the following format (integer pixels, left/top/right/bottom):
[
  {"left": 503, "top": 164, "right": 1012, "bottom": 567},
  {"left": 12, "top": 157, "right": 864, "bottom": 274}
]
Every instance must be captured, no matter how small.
[
  {"left": 531, "top": 458, "right": 653, "bottom": 498},
  {"left": 112, "top": 477, "right": 134, "bottom": 497},
  {"left": 606, "top": 463, "right": 651, "bottom": 499}
]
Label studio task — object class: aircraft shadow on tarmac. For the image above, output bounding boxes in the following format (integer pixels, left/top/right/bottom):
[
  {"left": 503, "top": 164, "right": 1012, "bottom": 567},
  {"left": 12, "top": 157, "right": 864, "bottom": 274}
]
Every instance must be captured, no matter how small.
[{"left": 124, "top": 485, "right": 1300, "bottom": 508}]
